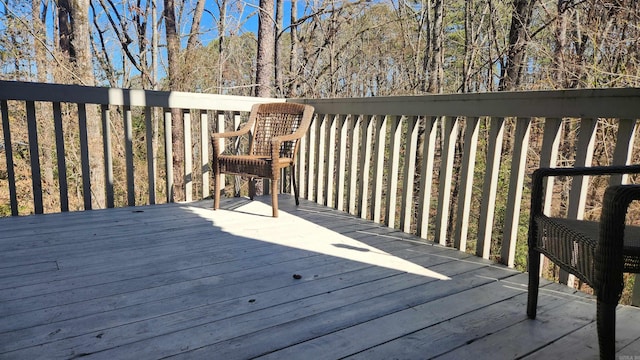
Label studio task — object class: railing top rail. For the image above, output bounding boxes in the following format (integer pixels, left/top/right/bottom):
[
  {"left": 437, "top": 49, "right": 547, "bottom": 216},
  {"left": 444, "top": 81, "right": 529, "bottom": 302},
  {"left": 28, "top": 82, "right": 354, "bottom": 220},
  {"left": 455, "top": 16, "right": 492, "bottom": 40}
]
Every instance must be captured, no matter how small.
[
  {"left": 292, "top": 87, "right": 640, "bottom": 118},
  {"left": 0, "top": 80, "right": 283, "bottom": 111}
]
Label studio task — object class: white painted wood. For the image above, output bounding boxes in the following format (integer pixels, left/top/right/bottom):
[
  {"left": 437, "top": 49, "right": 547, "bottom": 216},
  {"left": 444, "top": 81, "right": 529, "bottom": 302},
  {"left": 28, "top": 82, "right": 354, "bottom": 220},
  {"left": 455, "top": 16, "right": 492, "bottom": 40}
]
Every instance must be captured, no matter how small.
[
  {"left": 610, "top": 118, "right": 638, "bottom": 185},
  {"left": 335, "top": 115, "right": 348, "bottom": 211},
  {"left": 347, "top": 115, "right": 361, "bottom": 215},
  {"left": 359, "top": 115, "right": 374, "bottom": 219},
  {"left": 400, "top": 116, "right": 419, "bottom": 233},
  {"left": 164, "top": 109, "right": 174, "bottom": 202},
  {"left": 124, "top": 106, "right": 135, "bottom": 206},
  {"left": 0, "top": 80, "right": 281, "bottom": 111},
  {"left": 102, "top": 105, "right": 114, "bottom": 208},
  {"left": 567, "top": 118, "right": 597, "bottom": 220},
  {"left": 296, "top": 127, "right": 307, "bottom": 199},
  {"left": 306, "top": 116, "right": 317, "bottom": 201},
  {"left": 295, "top": 87, "right": 640, "bottom": 118},
  {"left": 540, "top": 118, "right": 563, "bottom": 216},
  {"left": 216, "top": 112, "right": 225, "bottom": 193},
  {"left": 417, "top": 116, "right": 438, "bottom": 239},
  {"left": 435, "top": 116, "right": 460, "bottom": 246},
  {"left": 200, "top": 112, "right": 209, "bottom": 199},
  {"left": 183, "top": 111, "right": 193, "bottom": 202},
  {"left": 476, "top": 117, "right": 505, "bottom": 259},
  {"left": 501, "top": 117, "right": 531, "bottom": 267},
  {"left": 77, "top": 103, "right": 92, "bottom": 211},
  {"left": 325, "top": 114, "right": 337, "bottom": 208},
  {"left": 315, "top": 114, "right": 327, "bottom": 205},
  {"left": 384, "top": 116, "right": 402, "bottom": 228},
  {"left": 1, "top": 100, "right": 18, "bottom": 216},
  {"left": 453, "top": 116, "right": 480, "bottom": 252},
  {"left": 55, "top": 102, "right": 70, "bottom": 211},
  {"left": 370, "top": 116, "right": 388, "bottom": 223},
  {"left": 145, "top": 107, "right": 156, "bottom": 205}
]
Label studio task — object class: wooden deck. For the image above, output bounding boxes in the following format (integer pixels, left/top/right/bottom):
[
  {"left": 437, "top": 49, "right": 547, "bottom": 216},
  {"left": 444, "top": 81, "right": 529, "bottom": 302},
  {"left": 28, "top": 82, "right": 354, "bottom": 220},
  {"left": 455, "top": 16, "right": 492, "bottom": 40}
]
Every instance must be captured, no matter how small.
[{"left": 1, "top": 196, "right": 640, "bottom": 359}]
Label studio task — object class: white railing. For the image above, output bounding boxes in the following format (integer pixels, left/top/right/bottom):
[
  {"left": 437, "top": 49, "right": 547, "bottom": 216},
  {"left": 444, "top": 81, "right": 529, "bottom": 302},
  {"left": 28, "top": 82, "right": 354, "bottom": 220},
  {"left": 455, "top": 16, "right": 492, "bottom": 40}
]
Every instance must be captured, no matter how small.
[
  {"left": 0, "top": 80, "right": 281, "bottom": 215},
  {"left": 295, "top": 89, "right": 640, "bottom": 268},
  {"left": 2, "top": 81, "right": 640, "bottom": 270}
]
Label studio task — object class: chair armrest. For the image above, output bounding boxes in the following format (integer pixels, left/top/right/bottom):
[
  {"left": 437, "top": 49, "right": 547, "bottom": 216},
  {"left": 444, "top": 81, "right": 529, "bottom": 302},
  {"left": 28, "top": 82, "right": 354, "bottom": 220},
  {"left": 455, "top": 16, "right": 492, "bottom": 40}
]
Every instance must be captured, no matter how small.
[
  {"left": 530, "top": 165, "right": 640, "bottom": 218},
  {"left": 211, "top": 119, "right": 255, "bottom": 140},
  {"left": 597, "top": 184, "right": 640, "bottom": 300}
]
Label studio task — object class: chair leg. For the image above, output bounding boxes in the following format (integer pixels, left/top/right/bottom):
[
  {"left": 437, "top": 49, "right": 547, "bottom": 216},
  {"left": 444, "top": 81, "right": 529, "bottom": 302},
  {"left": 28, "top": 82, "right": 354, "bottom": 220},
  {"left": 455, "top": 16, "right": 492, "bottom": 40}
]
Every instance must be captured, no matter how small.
[
  {"left": 292, "top": 165, "right": 300, "bottom": 206},
  {"left": 271, "top": 179, "right": 279, "bottom": 217},
  {"left": 527, "top": 249, "right": 541, "bottom": 319},
  {"left": 214, "top": 172, "right": 221, "bottom": 210},
  {"left": 248, "top": 177, "right": 255, "bottom": 200},
  {"left": 597, "top": 298, "right": 617, "bottom": 359}
]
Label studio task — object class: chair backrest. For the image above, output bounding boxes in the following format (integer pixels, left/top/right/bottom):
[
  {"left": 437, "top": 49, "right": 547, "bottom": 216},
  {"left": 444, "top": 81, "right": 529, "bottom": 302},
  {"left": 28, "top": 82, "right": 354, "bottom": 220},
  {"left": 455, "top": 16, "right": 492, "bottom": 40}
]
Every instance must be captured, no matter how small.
[{"left": 249, "top": 102, "right": 314, "bottom": 159}]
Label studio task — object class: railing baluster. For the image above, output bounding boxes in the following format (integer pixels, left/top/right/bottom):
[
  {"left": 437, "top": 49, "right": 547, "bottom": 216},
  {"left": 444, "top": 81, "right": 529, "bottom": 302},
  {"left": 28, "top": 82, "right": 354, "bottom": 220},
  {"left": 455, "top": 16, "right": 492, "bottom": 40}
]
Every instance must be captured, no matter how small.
[
  {"left": 540, "top": 118, "right": 563, "bottom": 216},
  {"left": 101, "top": 105, "right": 114, "bottom": 208},
  {"left": 371, "top": 115, "right": 387, "bottom": 223},
  {"left": 476, "top": 116, "right": 505, "bottom": 258},
  {"left": 316, "top": 114, "right": 327, "bottom": 205},
  {"left": 53, "top": 102, "right": 69, "bottom": 212},
  {"left": 296, "top": 124, "right": 307, "bottom": 199},
  {"left": 435, "top": 116, "right": 460, "bottom": 246},
  {"left": 184, "top": 110, "right": 192, "bottom": 202},
  {"left": 400, "top": 116, "right": 419, "bottom": 233},
  {"left": 335, "top": 115, "right": 348, "bottom": 211},
  {"left": 384, "top": 115, "right": 401, "bottom": 228},
  {"left": 26, "top": 101, "right": 44, "bottom": 214},
  {"left": 201, "top": 111, "right": 209, "bottom": 200},
  {"left": 124, "top": 106, "right": 135, "bottom": 206},
  {"left": 347, "top": 115, "right": 361, "bottom": 216},
  {"left": 325, "top": 114, "right": 337, "bottom": 208},
  {"left": 611, "top": 118, "right": 638, "bottom": 185},
  {"left": 164, "top": 109, "right": 174, "bottom": 203},
  {"left": 77, "top": 103, "right": 92, "bottom": 211},
  {"left": 454, "top": 116, "right": 480, "bottom": 251},
  {"left": 1, "top": 100, "right": 18, "bottom": 216},
  {"left": 417, "top": 116, "right": 438, "bottom": 239},
  {"left": 568, "top": 118, "right": 598, "bottom": 219},
  {"left": 306, "top": 115, "right": 317, "bottom": 201},
  {"left": 358, "top": 115, "right": 374, "bottom": 219},
  {"left": 501, "top": 117, "right": 531, "bottom": 267},
  {"left": 145, "top": 106, "right": 156, "bottom": 205}
]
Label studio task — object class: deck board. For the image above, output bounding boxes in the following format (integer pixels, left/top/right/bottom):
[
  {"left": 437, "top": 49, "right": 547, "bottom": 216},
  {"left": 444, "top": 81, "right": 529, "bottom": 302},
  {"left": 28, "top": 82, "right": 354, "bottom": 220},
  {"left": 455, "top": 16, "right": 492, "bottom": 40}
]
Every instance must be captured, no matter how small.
[{"left": 1, "top": 196, "right": 638, "bottom": 359}]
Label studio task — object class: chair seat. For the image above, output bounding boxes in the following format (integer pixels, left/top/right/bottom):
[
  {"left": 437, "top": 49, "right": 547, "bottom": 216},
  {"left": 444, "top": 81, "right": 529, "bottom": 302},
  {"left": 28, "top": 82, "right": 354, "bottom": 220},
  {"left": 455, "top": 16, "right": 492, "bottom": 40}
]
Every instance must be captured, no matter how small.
[
  {"left": 535, "top": 216, "right": 640, "bottom": 285},
  {"left": 216, "top": 155, "right": 294, "bottom": 178}
]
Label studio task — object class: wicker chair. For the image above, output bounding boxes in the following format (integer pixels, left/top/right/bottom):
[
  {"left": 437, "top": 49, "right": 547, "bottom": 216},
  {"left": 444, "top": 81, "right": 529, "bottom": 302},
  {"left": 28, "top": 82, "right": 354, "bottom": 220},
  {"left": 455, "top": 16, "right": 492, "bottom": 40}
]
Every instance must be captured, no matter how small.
[
  {"left": 211, "top": 102, "right": 314, "bottom": 217},
  {"left": 527, "top": 165, "right": 640, "bottom": 359}
]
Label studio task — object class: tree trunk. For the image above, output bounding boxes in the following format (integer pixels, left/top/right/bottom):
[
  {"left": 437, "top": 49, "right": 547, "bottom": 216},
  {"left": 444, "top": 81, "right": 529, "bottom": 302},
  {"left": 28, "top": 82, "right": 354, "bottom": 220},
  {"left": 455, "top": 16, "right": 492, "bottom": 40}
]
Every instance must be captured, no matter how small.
[
  {"left": 287, "top": 0, "right": 299, "bottom": 97},
  {"left": 274, "top": 0, "right": 284, "bottom": 97},
  {"left": 164, "top": 0, "right": 184, "bottom": 202},
  {"left": 255, "top": 0, "right": 275, "bottom": 97},
  {"left": 426, "top": 0, "right": 443, "bottom": 94},
  {"left": 187, "top": 0, "right": 206, "bottom": 51},
  {"left": 499, "top": 0, "right": 538, "bottom": 91}
]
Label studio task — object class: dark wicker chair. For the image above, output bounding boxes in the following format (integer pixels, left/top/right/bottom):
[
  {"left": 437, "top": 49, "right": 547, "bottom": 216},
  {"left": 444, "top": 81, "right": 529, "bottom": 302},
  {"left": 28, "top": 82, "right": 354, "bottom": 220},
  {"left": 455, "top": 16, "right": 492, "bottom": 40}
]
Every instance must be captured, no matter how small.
[
  {"left": 527, "top": 165, "right": 640, "bottom": 359},
  {"left": 211, "top": 102, "right": 314, "bottom": 217}
]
